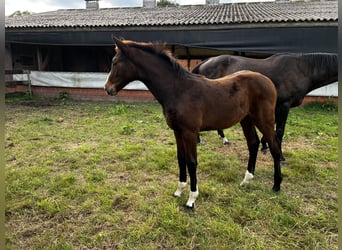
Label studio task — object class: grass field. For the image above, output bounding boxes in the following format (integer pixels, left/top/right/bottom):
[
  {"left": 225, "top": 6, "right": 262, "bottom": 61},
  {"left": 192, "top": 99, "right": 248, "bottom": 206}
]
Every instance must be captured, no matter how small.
[{"left": 5, "top": 96, "right": 337, "bottom": 249}]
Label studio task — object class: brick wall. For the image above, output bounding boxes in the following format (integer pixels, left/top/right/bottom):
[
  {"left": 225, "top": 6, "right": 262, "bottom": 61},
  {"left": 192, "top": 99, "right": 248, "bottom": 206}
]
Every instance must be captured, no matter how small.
[{"left": 5, "top": 84, "right": 338, "bottom": 105}]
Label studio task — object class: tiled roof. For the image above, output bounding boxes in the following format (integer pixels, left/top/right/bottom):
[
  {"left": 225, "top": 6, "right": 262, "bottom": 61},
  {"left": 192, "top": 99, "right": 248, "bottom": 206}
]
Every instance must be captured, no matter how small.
[{"left": 5, "top": 1, "right": 337, "bottom": 29}]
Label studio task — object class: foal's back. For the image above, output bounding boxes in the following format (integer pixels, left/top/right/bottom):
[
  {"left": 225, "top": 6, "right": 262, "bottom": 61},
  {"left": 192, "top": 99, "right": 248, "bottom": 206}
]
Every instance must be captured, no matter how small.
[
  {"left": 194, "top": 70, "right": 277, "bottom": 131},
  {"left": 212, "top": 70, "right": 277, "bottom": 103}
]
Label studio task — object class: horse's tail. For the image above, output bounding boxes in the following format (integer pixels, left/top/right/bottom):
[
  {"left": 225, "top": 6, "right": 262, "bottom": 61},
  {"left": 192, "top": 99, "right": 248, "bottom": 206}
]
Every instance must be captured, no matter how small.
[{"left": 191, "top": 58, "right": 210, "bottom": 74}]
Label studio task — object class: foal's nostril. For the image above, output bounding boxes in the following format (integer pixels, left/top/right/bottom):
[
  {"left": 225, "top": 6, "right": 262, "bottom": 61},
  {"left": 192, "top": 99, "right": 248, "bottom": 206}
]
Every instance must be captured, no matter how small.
[{"left": 105, "top": 87, "right": 116, "bottom": 96}]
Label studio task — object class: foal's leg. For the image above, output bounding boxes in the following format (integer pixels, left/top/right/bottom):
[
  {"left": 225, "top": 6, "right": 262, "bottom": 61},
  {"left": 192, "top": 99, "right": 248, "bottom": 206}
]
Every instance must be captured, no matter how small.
[
  {"left": 254, "top": 112, "right": 282, "bottom": 192},
  {"left": 182, "top": 130, "right": 199, "bottom": 208},
  {"left": 217, "top": 130, "right": 230, "bottom": 145},
  {"left": 173, "top": 131, "right": 187, "bottom": 197},
  {"left": 259, "top": 129, "right": 282, "bottom": 192},
  {"left": 240, "top": 116, "right": 260, "bottom": 186},
  {"left": 173, "top": 130, "right": 199, "bottom": 208},
  {"left": 261, "top": 103, "right": 289, "bottom": 163}
]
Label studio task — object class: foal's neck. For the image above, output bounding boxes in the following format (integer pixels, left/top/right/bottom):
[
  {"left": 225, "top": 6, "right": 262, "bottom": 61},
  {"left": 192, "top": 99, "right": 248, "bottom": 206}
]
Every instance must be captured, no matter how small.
[{"left": 132, "top": 49, "right": 190, "bottom": 106}]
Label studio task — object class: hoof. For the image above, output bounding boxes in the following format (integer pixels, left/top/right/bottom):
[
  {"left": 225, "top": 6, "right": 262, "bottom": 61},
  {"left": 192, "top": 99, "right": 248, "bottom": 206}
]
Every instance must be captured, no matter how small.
[
  {"left": 280, "top": 160, "right": 287, "bottom": 166},
  {"left": 184, "top": 203, "right": 195, "bottom": 210},
  {"left": 173, "top": 182, "right": 186, "bottom": 197},
  {"left": 280, "top": 156, "right": 286, "bottom": 165},
  {"left": 272, "top": 185, "right": 281, "bottom": 192},
  {"left": 240, "top": 170, "right": 254, "bottom": 186},
  {"left": 222, "top": 138, "right": 230, "bottom": 145},
  {"left": 261, "top": 147, "right": 269, "bottom": 154},
  {"left": 185, "top": 190, "right": 198, "bottom": 209},
  {"left": 174, "top": 182, "right": 187, "bottom": 197}
]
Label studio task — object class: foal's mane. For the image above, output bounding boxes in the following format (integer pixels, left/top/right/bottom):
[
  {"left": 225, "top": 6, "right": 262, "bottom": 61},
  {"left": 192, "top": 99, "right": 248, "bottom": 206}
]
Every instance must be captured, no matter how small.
[{"left": 119, "top": 40, "right": 192, "bottom": 78}]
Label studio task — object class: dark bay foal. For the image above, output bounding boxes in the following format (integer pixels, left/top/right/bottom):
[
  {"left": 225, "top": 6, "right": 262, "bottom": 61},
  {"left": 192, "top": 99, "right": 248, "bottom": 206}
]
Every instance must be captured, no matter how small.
[{"left": 105, "top": 37, "right": 281, "bottom": 208}]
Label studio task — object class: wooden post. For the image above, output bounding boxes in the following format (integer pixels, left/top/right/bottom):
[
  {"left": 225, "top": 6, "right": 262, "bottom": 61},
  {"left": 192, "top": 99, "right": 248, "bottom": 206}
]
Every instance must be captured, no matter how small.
[
  {"left": 186, "top": 47, "right": 190, "bottom": 71},
  {"left": 37, "top": 47, "right": 50, "bottom": 71}
]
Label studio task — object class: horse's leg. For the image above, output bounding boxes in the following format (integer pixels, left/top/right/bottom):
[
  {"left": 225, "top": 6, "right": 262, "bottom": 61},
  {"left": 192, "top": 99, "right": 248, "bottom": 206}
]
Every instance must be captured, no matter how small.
[
  {"left": 217, "top": 130, "right": 230, "bottom": 145},
  {"left": 239, "top": 116, "right": 260, "bottom": 186},
  {"left": 260, "top": 136, "right": 268, "bottom": 152},
  {"left": 197, "top": 133, "right": 202, "bottom": 145},
  {"left": 173, "top": 131, "right": 187, "bottom": 197},
  {"left": 274, "top": 103, "right": 290, "bottom": 164}
]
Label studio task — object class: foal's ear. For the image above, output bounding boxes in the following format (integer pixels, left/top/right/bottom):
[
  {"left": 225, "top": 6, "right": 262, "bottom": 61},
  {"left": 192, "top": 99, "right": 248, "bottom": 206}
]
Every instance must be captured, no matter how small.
[
  {"left": 112, "top": 35, "right": 122, "bottom": 43},
  {"left": 112, "top": 36, "right": 129, "bottom": 54}
]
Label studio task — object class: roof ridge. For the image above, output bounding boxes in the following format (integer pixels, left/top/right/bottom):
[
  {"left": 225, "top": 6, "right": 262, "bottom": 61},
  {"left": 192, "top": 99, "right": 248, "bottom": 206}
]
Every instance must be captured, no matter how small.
[{"left": 5, "top": 0, "right": 338, "bottom": 29}]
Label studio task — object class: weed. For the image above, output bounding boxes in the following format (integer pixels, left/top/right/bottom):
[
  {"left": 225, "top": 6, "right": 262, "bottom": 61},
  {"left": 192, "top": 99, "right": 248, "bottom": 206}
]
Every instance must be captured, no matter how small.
[
  {"left": 58, "top": 91, "right": 70, "bottom": 101},
  {"left": 109, "top": 104, "right": 128, "bottom": 115},
  {"left": 119, "top": 125, "right": 135, "bottom": 135},
  {"left": 303, "top": 100, "right": 337, "bottom": 112}
]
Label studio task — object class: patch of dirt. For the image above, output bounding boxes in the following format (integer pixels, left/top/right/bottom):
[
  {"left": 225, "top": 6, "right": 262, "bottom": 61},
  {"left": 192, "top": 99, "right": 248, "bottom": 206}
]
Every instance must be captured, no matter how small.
[{"left": 6, "top": 99, "right": 62, "bottom": 107}]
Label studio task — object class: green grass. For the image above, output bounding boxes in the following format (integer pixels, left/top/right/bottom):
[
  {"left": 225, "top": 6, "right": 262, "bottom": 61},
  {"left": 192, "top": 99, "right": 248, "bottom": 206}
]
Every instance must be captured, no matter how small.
[{"left": 5, "top": 97, "right": 337, "bottom": 249}]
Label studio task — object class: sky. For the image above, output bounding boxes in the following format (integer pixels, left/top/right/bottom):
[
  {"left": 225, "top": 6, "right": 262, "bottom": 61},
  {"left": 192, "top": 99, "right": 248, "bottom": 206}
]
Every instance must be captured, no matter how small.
[{"left": 5, "top": 0, "right": 264, "bottom": 16}]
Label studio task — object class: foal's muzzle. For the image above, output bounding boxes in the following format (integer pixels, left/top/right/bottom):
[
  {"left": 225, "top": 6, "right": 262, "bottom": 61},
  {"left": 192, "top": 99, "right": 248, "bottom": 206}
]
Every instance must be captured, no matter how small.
[
  {"left": 105, "top": 87, "right": 117, "bottom": 96},
  {"left": 104, "top": 82, "right": 117, "bottom": 96}
]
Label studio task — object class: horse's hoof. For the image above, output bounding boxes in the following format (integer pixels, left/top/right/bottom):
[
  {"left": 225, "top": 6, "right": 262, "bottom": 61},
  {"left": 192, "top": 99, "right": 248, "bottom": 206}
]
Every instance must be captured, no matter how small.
[
  {"left": 174, "top": 182, "right": 187, "bottom": 197},
  {"left": 184, "top": 203, "right": 195, "bottom": 210},
  {"left": 261, "top": 148, "right": 269, "bottom": 154},
  {"left": 272, "top": 185, "right": 281, "bottom": 192},
  {"left": 240, "top": 170, "right": 254, "bottom": 186},
  {"left": 222, "top": 138, "right": 230, "bottom": 145}
]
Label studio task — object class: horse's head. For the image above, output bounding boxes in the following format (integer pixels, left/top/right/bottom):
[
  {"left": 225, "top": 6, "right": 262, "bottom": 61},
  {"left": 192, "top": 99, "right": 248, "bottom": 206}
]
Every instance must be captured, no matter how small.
[{"left": 105, "top": 36, "right": 138, "bottom": 96}]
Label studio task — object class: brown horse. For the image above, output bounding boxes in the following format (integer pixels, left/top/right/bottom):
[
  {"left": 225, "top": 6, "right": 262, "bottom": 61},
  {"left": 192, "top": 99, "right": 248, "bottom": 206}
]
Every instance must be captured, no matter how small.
[
  {"left": 105, "top": 37, "right": 281, "bottom": 208},
  {"left": 192, "top": 53, "right": 338, "bottom": 163}
]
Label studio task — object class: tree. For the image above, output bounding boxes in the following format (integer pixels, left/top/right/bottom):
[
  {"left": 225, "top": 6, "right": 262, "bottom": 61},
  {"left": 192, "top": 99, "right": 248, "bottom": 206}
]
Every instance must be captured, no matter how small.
[
  {"left": 9, "top": 10, "right": 31, "bottom": 17},
  {"left": 157, "top": 0, "right": 179, "bottom": 7}
]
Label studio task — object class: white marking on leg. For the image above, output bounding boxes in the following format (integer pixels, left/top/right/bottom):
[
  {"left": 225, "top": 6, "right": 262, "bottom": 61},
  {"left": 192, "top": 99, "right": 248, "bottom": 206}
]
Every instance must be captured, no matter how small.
[
  {"left": 174, "top": 182, "right": 187, "bottom": 197},
  {"left": 186, "top": 187, "right": 199, "bottom": 208},
  {"left": 222, "top": 137, "right": 230, "bottom": 145},
  {"left": 240, "top": 170, "right": 254, "bottom": 186}
]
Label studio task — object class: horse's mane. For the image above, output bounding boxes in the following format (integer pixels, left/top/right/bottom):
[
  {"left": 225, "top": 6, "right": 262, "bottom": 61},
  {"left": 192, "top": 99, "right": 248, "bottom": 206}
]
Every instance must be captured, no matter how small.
[
  {"left": 119, "top": 40, "right": 192, "bottom": 78},
  {"left": 300, "top": 53, "right": 338, "bottom": 70}
]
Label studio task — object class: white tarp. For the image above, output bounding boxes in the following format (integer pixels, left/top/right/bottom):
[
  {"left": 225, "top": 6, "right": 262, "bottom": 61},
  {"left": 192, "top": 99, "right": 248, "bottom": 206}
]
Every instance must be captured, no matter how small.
[
  {"left": 307, "top": 82, "right": 338, "bottom": 96},
  {"left": 14, "top": 71, "right": 338, "bottom": 96},
  {"left": 14, "top": 71, "right": 148, "bottom": 90}
]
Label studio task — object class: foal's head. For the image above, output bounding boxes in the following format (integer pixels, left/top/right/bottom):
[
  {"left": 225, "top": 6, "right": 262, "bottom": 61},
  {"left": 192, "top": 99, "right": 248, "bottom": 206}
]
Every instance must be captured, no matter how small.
[
  {"left": 105, "top": 37, "right": 187, "bottom": 96},
  {"left": 104, "top": 37, "right": 141, "bottom": 96}
]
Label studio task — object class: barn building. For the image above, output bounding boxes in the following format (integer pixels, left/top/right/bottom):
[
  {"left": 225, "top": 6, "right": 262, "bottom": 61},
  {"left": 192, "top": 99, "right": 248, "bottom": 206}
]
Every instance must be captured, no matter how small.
[{"left": 5, "top": 0, "right": 338, "bottom": 102}]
